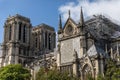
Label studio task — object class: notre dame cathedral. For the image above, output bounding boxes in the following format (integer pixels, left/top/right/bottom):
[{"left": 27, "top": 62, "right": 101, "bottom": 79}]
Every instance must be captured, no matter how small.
[{"left": 0, "top": 8, "right": 120, "bottom": 80}]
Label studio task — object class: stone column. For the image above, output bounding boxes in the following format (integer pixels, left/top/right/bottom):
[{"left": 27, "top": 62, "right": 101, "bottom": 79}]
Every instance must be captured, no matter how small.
[
  {"left": 15, "top": 45, "right": 19, "bottom": 64},
  {"left": 16, "top": 22, "right": 19, "bottom": 41},
  {"left": 57, "top": 52, "right": 61, "bottom": 67},
  {"left": 110, "top": 47, "right": 113, "bottom": 59},
  {"left": 57, "top": 42, "right": 61, "bottom": 69},
  {"left": 95, "top": 60, "right": 99, "bottom": 79},
  {"left": 105, "top": 44, "right": 108, "bottom": 54},
  {"left": 73, "top": 62, "right": 78, "bottom": 76},
  {"left": 8, "top": 44, "right": 14, "bottom": 64},
  {"left": 41, "top": 31, "right": 44, "bottom": 50},
  {"left": 3, "top": 25, "right": 7, "bottom": 43},
  {"left": 12, "top": 23, "right": 16, "bottom": 41},
  {"left": 100, "top": 59, "right": 104, "bottom": 76},
  {"left": 73, "top": 50, "right": 78, "bottom": 77}
]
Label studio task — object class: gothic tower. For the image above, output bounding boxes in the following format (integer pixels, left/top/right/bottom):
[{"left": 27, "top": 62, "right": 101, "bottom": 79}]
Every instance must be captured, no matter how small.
[
  {"left": 2, "top": 14, "right": 32, "bottom": 66},
  {"left": 32, "top": 23, "right": 56, "bottom": 56}
]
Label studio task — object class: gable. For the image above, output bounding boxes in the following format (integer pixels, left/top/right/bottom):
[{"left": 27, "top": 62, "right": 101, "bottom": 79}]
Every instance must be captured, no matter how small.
[{"left": 63, "top": 18, "right": 77, "bottom": 36}]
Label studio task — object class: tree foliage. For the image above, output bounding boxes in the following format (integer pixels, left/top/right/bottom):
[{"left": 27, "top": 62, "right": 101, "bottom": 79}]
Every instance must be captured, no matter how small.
[
  {"left": 36, "top": 67, "right": 79, "bottom": 80},
  {"left": 105, "top": 59, "right": 120, "bottom": 80},
  {"left": 97, "top": 59, "right": 120, "bottom": 80},
  {"left": 0, "top": 64, "right": 31, "bottom": 80}
]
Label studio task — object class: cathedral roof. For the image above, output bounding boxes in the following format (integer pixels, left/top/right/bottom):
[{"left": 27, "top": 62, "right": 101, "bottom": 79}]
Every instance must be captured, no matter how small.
[
  {"left": 33, "top": 23, "right": 55, "bottom": 31},
  {"left": 6, "top": 14, "right": 30, "bottom": 23},
  {"left": 85, "top": 15, "right": 120, "bottom": 40}
]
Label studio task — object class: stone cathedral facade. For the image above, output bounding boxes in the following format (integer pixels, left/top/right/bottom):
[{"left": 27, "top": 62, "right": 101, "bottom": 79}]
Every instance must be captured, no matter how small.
[
  {"left": 0, "top": 14, "right": 56, "bottom": 67},
  {"left": 57, "top": 9, "right": 120, "bottom": 80},
  {"left": 0, "top": 8, "right": 120, "bottom": 80}
]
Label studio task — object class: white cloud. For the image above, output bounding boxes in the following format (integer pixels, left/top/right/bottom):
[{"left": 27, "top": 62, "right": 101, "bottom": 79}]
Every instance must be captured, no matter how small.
[{"left": 59, "top": 0, "right": 120, "bottom": 24}]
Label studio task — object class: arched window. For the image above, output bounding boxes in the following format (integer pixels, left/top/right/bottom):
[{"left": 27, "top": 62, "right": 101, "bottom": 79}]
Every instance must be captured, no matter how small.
[
  {"left": 49, "top": 33, "right": 51, "bottom": 50},
  {"left": 82, "top": 64, "right": 92, "bottom": 80},
  {"left": 23, "top": 49, "right": 26, "bottom": 56},
  {"left": 9, "top": 26, "right": 12, "bottom": 40},
  {"left": 45, "top": 32, "right": 47, "bottom": 48},
  {"left": 35, "top": 37, "right": 37, "bottom": 48},
  {"left": 26, "top": 50, "right": 29, "bottom": 56},
  {"left": 19, "top": 48, "right": 21, "bottom": 55},
  {"left": 23, "top": 61, "right": 26, "bottom": 66},
  {"left": 23, "top": 25, "right": 26, "bottom": 43},
  {"left": 18, "top": 59, "right": 22, "bottom": 64},
  {"left": 19, "top": 23, "right": 22, "bottom": 40}
]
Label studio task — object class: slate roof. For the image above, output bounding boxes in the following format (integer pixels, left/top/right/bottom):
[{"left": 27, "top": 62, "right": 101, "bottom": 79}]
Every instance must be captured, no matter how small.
[{"left": 85, "top": 15, "right": 120, "bottom": 40}]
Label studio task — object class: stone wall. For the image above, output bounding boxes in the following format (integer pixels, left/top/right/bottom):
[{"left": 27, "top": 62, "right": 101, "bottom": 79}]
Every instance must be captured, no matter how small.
[{"left": 60, "top": 36, "right": 81, "bottom": 64}]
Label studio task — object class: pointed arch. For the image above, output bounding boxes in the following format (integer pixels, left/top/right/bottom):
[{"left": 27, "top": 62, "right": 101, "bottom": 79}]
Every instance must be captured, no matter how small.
[
  {"left": 82, "top": 64, "right": 92, "bottom": 80},
  {"left": 9, "top": 25, "right": 12, "bottom": 40}
]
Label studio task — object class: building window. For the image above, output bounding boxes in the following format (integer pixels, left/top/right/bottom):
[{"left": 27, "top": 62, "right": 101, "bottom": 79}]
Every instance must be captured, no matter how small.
[
  {"left": 23, "top": 25, "right": 26, "bottom": 43},
  {"left": 19, "top": 23, "right": 22, "bottom": 40},
  {"left": 23, "top": 49, "right": 26, "bottom": 56},
  {"left": 9, "top": 26, "right": 12, "bottom": 40},
  {"left": 19, "top": 49, "right": 21, "bottom": 55},
  {"left": 39, "top": 42, "right": 41, "bottom": 50},
  {"left": 49, "top": 33, "right": 51, "bottom": 50},
  {"left": 23, "top": 61, "right": 26, "bottom": 67},
  {"left": 45, "top": 32, "right": 47, "bottom": 48},
  {"left": 35, "top": 37, "right": 37, "bottom": 48},
  {"left": 18, "top": 59, "right": 22, "bottom": 64},
  {"left": 82, "top": 64, "right": 92, "bottom": 80}
]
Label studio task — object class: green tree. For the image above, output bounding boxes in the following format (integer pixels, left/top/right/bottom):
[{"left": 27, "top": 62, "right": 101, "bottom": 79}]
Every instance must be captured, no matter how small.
[
  {"left": 97, "top": 75, "right": 105, "bottom": 80},
  {"left": 86, "top": 74, "right": 94, "bottom": 80},
  {"left": 36, "top": 67, "right": 79, "bottom": 80},
  {"left": 97, "top": 58, "right": 120, "bottom": 80},
  {"left": 0, "top": 64, "right": 31, "bottom": 80},
  {"left": 105, "top": 59, "right": 120, "bottom": 80}
]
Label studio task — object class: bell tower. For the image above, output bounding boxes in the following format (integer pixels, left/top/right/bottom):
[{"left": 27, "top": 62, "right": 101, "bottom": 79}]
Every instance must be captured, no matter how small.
[{"left": 2, "top": 14, "right": 32, "bottom": 66}]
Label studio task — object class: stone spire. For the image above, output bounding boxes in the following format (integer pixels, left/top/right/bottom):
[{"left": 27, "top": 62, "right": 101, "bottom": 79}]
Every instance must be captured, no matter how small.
[
  {"left": 80, "top": 7, "right": 85, "bottom": 27},
  {"left": 68, "top": 10, "right": 71, "bottom": 18},
  {"left": 58, "top": 14, "right": 62, "bottom": 34}
]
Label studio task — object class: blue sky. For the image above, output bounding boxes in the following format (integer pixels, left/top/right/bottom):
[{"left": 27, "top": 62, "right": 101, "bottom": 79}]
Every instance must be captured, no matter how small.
[
  {"left": 0, "top": 0, "right": 120, "bottom": 43},
  {"left": 0, "top": 0, "right": 77, "bottom": 43}
]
